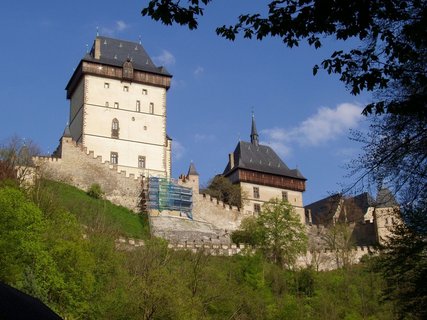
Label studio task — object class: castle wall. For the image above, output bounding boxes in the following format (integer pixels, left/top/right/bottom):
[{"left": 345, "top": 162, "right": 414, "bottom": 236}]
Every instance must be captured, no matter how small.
[
  {"left": 116, "top": 236, "right": 376, "bottom": 271},
  {"left": 240, "top": 182, "right": 305, "bottom": 223},
  {"left": 33, "top": 137, "right": 141, "bottom": 211}
]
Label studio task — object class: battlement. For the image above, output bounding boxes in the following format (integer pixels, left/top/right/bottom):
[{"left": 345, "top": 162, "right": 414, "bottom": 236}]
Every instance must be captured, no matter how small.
[
  {"left": 115, "top": 236, "right": 376, "bottom": 270},
  {"left": 200, "top": 193, "right": 241, "bottom": 213},
  {"left": 33, "top": 137, "right": 142, "bottom": 211}
]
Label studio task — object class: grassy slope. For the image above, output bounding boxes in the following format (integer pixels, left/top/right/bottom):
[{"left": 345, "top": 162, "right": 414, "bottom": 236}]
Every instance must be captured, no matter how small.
[{"left": 42, "top": 180, "right": 150, "bottom": 239}]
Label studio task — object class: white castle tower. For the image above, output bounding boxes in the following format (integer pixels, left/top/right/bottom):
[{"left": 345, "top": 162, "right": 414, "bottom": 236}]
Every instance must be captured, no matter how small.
[{"left": 65, "top": 36, "right": 172, "bottom": 178}]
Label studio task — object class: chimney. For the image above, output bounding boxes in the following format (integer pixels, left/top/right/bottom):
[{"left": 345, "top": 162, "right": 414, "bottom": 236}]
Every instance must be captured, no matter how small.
[
  {"left": 94, "top": 38, "right": 101, "bottom": 60},
  {"left": 229, "top": 153, "right": 234, "bottom": 169}
]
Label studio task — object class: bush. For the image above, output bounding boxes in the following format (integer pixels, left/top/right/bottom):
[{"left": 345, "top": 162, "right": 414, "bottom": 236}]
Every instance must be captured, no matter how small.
[{"left": 87, "top": 183, "right": 104, "bottom": 199}]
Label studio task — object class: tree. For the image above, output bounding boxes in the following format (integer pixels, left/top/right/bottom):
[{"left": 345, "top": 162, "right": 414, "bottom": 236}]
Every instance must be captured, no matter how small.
[
  {"left": 0, "top": 136, "right": 40, "bottom": 185},
  {"left": 142, "top": 0, "right": 426, "bottom": 116},
  {"left": 374, "top": 203, "right": 427, "bottom": 320},
  {"left": 204, "top": 175, "right": 244, "bottom": 208},
  {"left": 233, "top": 199, "right": 307, "bottom": 268}
]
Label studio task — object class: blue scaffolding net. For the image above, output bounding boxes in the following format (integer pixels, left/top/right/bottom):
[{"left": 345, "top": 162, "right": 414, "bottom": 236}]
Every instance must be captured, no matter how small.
[{"left": 147, "top": 177, "right": 193, "bottom": 219}]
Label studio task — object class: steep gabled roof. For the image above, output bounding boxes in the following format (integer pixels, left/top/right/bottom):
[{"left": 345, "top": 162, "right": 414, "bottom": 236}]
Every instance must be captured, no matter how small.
[
  {"left": 223, "top": 141, "right": 306, "bottom": 180},
  {"left": 83, "top": 36, "right": 171, "bottom": 76},
  {"left": 376, "top": 188, "right": 399, "bottom": 208}
]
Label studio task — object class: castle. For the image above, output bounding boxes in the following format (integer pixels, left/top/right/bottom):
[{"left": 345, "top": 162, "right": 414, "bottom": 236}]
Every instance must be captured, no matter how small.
[{"left": 33, "top": 36, "right": 400, "bottom": 269}]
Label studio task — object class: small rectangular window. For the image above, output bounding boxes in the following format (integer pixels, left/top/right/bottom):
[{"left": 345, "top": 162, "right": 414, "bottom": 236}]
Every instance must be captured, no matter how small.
[
  {"left": 142, "top": 89, "right": 148, "bottom": 95},
  {"left": 104, "top": 82, "right": 110, "bottom": 88},
  {"left": 136, "top": 100, "right": 141, "bottom": 112},
  {"left": 138, "top": 156, "right": 146, "bottom": 168},
  {"left": 253, "top": 187, "right": 260, "bottom": 199},
  {"left": 282, "top": 191, "right": 288, "bottom": 201},
  {"left": 110, "top": 152, "right": 118, "bottom": 164},
  {"left": 254, "top": 203, "right": 261, "bottom": 213},
  {"left": 149, "top": 102, "right": 154, "bottom": 114},
  {"left": 123, "top": 86, "right": 129, "bottom": 92},
  {"left": 114, "top": 102, "right": 119, "bottom": 109}
]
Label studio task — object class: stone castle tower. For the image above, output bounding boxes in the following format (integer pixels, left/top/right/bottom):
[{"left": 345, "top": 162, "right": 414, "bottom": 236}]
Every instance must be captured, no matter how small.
[{"left": 65, "top": 36, "right": 172, "bottom": 178}]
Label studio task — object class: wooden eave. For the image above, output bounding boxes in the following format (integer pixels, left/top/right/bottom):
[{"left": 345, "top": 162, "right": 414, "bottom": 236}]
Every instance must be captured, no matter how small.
[{"left": 65, "top": 60, "right": 172, "bottom": 99}]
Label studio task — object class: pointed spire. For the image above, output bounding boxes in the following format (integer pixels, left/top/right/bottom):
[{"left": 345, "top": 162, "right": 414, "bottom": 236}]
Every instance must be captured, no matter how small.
[
  {"left": 63, "top": 123, "right": 71, "bottom": 137},
  {"left": 187, "top": 161, "right": 199, "bottom": 176},
  {"left": 250, "top": 112, "right": 259, "bottom": 146}
]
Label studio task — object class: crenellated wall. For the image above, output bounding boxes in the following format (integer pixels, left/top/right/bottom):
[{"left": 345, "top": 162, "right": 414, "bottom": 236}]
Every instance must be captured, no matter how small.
[
  {"left": 33, "top": 137, "right": 142, "bottom": 211},
  {"left": 115, "top": 237, "right": 376, "bottom": 271}
]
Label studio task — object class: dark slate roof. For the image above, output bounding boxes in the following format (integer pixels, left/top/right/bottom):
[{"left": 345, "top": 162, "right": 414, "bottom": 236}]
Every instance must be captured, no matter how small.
[
  {"left": 305, "top": 194, "right": 342, "bottom": 224},
  {"left": 62, "top": 124, "right": 71, "bottom": 138},
  {"left": 187, "top": 162, "right": 199, "bottom": 176},
  {"left": 84, "top": 36, "right": 171, "bottom": 76},
  {"left": 376, "top": 188, "right": 399, "bottom": 208},
  {"left": 353, "top": 192, "right": 375, "bottom": 213},
  {"left": 223, "top": 141, "right": 306, "bottom": 180}
]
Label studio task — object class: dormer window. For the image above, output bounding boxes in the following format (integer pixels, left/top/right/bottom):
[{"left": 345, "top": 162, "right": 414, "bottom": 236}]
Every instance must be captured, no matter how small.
[{"left": 123, "top": 59, "right": 134, "bottom": 80}]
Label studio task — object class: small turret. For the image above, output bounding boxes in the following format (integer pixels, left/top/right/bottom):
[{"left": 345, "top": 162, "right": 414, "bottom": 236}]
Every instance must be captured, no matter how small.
[{"left": 250, "top": 112, "right": 259, "bottom": 146}]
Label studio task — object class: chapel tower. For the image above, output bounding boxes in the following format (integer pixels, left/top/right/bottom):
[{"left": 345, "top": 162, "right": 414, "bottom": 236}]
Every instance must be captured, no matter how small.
[
  {"left": 223, "top": 114, "right": 307, "bottom": 222},
  {"left": 65, "top": 36, "right": 172, "bottom": 178}
]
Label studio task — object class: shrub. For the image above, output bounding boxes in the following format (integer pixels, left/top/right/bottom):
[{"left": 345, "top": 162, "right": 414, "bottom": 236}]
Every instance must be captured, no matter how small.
[{"left": 87, "top": 183, "right": 104, "bottom": 199}]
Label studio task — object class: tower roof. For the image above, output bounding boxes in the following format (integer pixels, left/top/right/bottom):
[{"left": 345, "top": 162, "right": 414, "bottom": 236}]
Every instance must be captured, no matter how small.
[
  {"left": 62, "top": 124, "right": 71, "bottom": 138},
  {"left": 83, "top": 36, "right": 171, "bottom": 76},
  {"left": 376, "top": 188, "right": 399, "bottom": 208},
  {"left": 250, "top": 113, "right": 259, "bottom": 146},
  {"left": 223, "top": 141, "right": 306, "bottom": 180},
  {"left": 187, "top": 162, "right": 199, "bottom": 176}
]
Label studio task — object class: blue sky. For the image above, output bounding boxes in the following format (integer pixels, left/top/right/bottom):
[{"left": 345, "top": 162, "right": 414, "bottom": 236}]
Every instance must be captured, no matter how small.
[{"left": 0, "top": 1, "right": 371, "bottom": 205}]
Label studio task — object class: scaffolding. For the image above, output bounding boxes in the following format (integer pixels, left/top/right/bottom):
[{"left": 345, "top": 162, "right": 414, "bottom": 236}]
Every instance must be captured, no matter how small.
[{"left": 146, "top": 177, "right": 193, "bottom": 219}]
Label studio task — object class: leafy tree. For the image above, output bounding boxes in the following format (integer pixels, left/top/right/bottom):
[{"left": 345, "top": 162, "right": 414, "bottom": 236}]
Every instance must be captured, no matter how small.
[
  {"left": 142, "top": 0, "right": 426, "bottom": 116},
  {"left": 374, "top": 204, "right": 427, "bottom": 320},
  {"left": 322, "top": 223, "right": 356, "bottom": 269},
  {"left": 233, "top": 199, "right": 307, "bottom": 268},
  {"left": 0, "top": 136, "right": 40, "bottom": 185},
  {"left": 204, "top": 175, "right": 244, "bottom": 208}
]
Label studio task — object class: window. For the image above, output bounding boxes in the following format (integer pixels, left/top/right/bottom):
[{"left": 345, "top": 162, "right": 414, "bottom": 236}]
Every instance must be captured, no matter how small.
[
  {"left": 253, "top": 187, "right": 260, "bottom": 199},
  {"left": 142, "top": 89, "right": 148, "bottom": 95},
  {"left": 111, "top": 118, "right": 119, "bottom": 138},
  {"left": 254, "top": 203, "right": 261, "bottom": 213},
  {"left": 104, "top": 82, "right": 109, "bottom": 88},
  {"left": 149, "top": 102, "right": 154, "bottom": 114},
  {"left": 123, "top": 86, "right": 129, "bottom": 92},
  {"left": 114, "top": 102, "right": 119, "bottom": 109},
  {"left": 110, "top": 152, "right": 118, "bottom": 164},
  {"left": 136, "top": 100, "right": 141, "bottom": 112},
  {"left": 105, "top": 101, "right": 109, "bottom": 107},
  {"left": 138, "top": 156, "right": 146, "bottom": 168},
  {"left": 282, "top": 191, "right": 288, "bottom": 201}
]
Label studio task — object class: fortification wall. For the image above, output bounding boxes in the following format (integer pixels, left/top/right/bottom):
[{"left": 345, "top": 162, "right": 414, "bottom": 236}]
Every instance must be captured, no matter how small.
[
  {"left": 33, "top": 138, "right": 141, "bottom": 211},
  {"left": 115, "top": 237, "right": 376, "bottom": 271},
  {"left": 192, "top": 193, "right": 250, "bottom": 231}
]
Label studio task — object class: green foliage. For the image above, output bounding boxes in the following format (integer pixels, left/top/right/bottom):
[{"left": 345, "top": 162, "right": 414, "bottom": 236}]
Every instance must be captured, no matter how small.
[
  {"left": 142, "top": 0, "right": 426, "bottom": 117},
  {"left": 40, "top": 179, "right": 150, "bottom": 239},
  {"left": 87, "top": 183, "right": 104, "bottom": 199},
  {"left": 0, "top": 181, "right": 395, "bottom": 319},
  {"left": 205, "top": 175, "right": 243, "bottom": 208},
  {"left": 233, "top": 199, "right": 307, "bottom": 268},
  {"left": 374, "top": 205, "right": 427, "bottom": 320}
]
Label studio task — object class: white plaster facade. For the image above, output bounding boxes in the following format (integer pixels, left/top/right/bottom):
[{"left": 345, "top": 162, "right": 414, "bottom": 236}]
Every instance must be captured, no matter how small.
[
  {"left": 67, "top": 37, "right": 171, "bottom": 178},
  {"left": 240, "top": 182, "right": 305, "bottom": 223}
]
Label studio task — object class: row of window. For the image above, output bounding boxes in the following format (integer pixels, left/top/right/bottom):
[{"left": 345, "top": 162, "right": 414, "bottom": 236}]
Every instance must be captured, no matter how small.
[
  {"left": 252, "top": 187, "right": 288, "bottom": 201},
  {"left": 110, "top": 152, "right": 146, "bottom": 168},
  {"left": 104, "top": 82, "right": 148, "bottom": 95},
  {"left": 111, "top": 118, "right": 148, "bottom": 139},
  {"left": 105, "top": 101, "right": 154, "bottom": 114}
]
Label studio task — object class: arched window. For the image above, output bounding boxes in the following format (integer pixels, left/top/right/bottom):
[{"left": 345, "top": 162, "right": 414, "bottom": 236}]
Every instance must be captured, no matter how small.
[{"left": 111, "top": 118, "right": 119, "bottom": 138}]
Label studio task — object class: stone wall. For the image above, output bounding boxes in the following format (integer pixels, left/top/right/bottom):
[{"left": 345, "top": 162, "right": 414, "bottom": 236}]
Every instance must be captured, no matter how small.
[
  {"left": 115, "top": 237, "right": 376, "bottom": 271},
  {"left": 33, "top": 137, "right": 141, "bottom": 211}
]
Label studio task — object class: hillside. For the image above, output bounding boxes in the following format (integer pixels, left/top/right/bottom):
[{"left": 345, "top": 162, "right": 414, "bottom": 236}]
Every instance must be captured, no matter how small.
[{"left": 41, "top": 180, "right": 150, "bottom": 239}]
